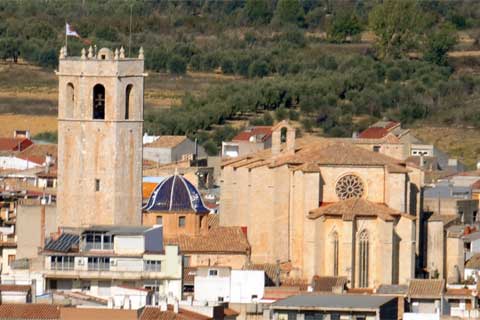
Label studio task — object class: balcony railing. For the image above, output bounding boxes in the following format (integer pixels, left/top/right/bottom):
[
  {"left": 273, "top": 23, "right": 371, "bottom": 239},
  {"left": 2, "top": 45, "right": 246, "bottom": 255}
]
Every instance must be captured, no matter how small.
[
  {"left": 50, "top": 261, "right": 74, "bottom": 271},
  {"left": 83, "top": 242, "right": 113, "bottom": 251},
  {"left": 88, "top": 263, "right": 110, "bottom": 271}
]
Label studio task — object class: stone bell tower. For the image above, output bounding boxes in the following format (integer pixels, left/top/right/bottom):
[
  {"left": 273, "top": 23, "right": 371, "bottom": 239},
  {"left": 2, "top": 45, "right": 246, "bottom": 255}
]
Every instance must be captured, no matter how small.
[{"left": 56, "top": 46, "right": 145, "bottom": 227}]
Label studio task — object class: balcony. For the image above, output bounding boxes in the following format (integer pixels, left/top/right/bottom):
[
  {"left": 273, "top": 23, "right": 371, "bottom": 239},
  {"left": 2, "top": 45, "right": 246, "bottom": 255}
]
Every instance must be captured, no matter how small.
[
  {"left": 87, "top": 263, "right": 110, "bottom": 271},
  {"left": 51, "top": 261, "right": 74, "bottom": 271},
  {"left": 82, "top": 242, "right": 113, "bottom": 251}
]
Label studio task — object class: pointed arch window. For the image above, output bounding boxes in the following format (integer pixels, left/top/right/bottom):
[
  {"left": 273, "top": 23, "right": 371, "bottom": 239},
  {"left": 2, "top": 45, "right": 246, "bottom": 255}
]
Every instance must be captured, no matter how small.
[
  {"left": 93, "top": 84, "right": 105, "bottom": 120},
  {"left": 125, "top": 84, "right": 133, "bottom": 120},
  {"left": 330, "top": 231, "right": 339, "bottom": 276},
  {"left": 358, "top": 230, "right": 369, "bottom": 288},
  {"left": 65, "top": 83, "right": 75, "bottom": 118}
]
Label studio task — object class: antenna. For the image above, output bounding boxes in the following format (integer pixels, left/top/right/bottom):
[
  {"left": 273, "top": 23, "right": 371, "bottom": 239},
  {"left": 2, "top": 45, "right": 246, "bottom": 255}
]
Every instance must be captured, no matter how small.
[{"left": 128, "top": 4, "right": 133, "bottom": 57}]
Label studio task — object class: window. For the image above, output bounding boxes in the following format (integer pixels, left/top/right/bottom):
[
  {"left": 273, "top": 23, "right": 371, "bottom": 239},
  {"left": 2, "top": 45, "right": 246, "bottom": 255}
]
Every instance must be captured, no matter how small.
[
  {"left": 144, "top": 260, "right": 161, "bottom": 272},
  {"left": 331, "top": 231, "right": 339, "bottom": 276},
  {"left": 335, "top": 174, "right": 365, "bottom": 200},
  {"left": 373, "top": 145, "right": 380, "bottom": 152},
  {"left": 65, "top": 83, "right": 74, "bottom": 118},
  {"left": 7, "top": 254, "right": 15, "bottom": 266},
  {"left": 95, "top": 179, "right": 100, "bottom": 192},
  {"left": 183, "top": 255, "right": 191, "bottom": 267},
  {"left": 474, "top": 211, "right": 478, "bottom": 222},
  {"left": 178, "top": 216, "right": 186, "bottom": 228},
  {"left": 50, "top": 256, "right": 74, "bottom": 271},
  {"left": 156, "top": 216, "right": 163, "bottom": 225},
  {"left": 208, "top": 269, "right": 219, "bottom": 276},
  {"left": 46, "top": 179, "right": 54, "bottom": 188},
  {"left": 280, "top": 127, "right": 287, "bottom": 143},
  {"left": 82, "top": 232, "right": 113, "bottom": 251},
  {"left": 125, "top": 84, "right": 133, "bottom": 119},
  {"left": 93, "top": 84, "right": 105, "bottom": 119},
  {"left": 87, "top": 257, "right": 110, "bottom": 271},
  {"left": 358, "top": 230, "right": 369, "bottom": 288}
]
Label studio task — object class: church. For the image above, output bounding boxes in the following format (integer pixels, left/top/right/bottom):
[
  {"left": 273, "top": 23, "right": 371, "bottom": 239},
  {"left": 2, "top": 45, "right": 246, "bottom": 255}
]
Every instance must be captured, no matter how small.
[{"left": 220, "top": 121, "right": 423, "bottom": 288}]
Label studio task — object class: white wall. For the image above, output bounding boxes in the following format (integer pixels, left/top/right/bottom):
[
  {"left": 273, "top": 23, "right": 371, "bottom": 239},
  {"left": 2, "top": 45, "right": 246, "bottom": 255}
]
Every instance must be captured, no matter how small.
[
  {"left": 0, "top": 156, "right": 40, "bottom": 170},
  {"left": 114, "top": 235, "right": 144, "bottom": 254},
  {"left": 194, "top": 274, "right": 230, "bottom": 302},
  {"left": 230, "top": 270, "right": 264, "bottom": 303}
]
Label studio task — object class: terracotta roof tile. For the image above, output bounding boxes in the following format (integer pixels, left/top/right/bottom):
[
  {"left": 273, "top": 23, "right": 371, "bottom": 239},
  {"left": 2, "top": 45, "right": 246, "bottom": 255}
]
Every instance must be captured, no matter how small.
[
  {"left": 358, "top": 127, "right": 390, "bottom": 139},
  {"left": 0, "top": 138, "right": 33, "bottom": 152},
  {"left": 145, "top": 136, "right": 187, "bottom": 149},
  {"left": 232, "top": 126, "right": 272, "bottom": 142},
  {"left": 0, "top": 304, "right": 60, "bottom": 319},
  {"left": 17, "top": 144, "right": 57, "bottom": 165},
  {"left": 140, "top": 306, "right": 211, "bottom": 320},
  {"left": 222, "top": 137, "right": 409, "bottom": 173},
  {"left": 207, "top": 214, "right": 219, "bottom": 229},
  {"left": 263, "top": 286, "right": 302, "bottom": 300},
  {"left": 407, "top": 279, "right": 444, "bottom": 299},
  {"left": 308, "top": 198, "right": 410, "bottom": 222},
  {"left": 60, "top": 308, "right": 137, "bottom": 320},
  {"left": 164, "top": 227, "right": 249, "bottom": 254},
  {"left": 445, "top": 288, "right": 474, "bottom": 298},
  {"left": 311, "top": 276, "right": 348, "bottom": 292},
  {"left": 0, "top": 284, "right": 31, "bottom": 292},
  {"left": 427, "top": 214, "right": 459, "bottom": 226}
]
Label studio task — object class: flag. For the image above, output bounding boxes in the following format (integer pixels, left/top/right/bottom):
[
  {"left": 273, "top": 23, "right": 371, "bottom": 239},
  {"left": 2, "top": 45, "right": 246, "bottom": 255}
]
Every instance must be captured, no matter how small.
[{"left": 66, "top": 23, "right": 80, "bottom": 38}]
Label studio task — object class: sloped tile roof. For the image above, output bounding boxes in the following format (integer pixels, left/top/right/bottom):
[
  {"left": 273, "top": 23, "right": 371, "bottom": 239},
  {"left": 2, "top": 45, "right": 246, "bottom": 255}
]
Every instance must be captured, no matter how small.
[
  {"left": 17, "top": 144, "right": 57, "bottom": 165},
  {"left": 407, "top": 279, "right": 444, "bottom": 299},
  {"left": 164, "top": 227, "right": 249, "bottom": 254},
  {"left": 0, "top": 138, "right": 33, "bottom": 152},
  {"left": 376, "top": 284, "right": 408, "bottom": 295},
  {"left": 232, "top": 126, "right": 272, "bottom": 142},
  {"left": 140, "top": 306, "right": 211, "bottom": 320},
  {"left": 222, "top": 137, "right": 409, "bottom": 173},
  {"left": 60, "top": 308, "right": 137, "bottom": 320},
  {"left": 311, "top": 276, "right": 348, "bottom": 292},
  {"left": 358, "top": 127, "right": 390, "bottom": 139},
  {"left": 145, "top": 136, "right": 187, "bottom": 149},
  {"left": 308, "top": 198, "right": 409, "bottom": 222},
  {"left": 0, "top": 304, "right": 60, "bottom": 319}
]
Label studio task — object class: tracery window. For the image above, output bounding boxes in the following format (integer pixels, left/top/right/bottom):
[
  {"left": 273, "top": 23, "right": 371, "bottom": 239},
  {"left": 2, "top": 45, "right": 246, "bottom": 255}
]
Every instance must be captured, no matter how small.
[
  {"left": 358, "top": 230, "right": 369, "bottom": 288},
  {"left": 335, "top": 174, "right": 365, "bottom": 200}
]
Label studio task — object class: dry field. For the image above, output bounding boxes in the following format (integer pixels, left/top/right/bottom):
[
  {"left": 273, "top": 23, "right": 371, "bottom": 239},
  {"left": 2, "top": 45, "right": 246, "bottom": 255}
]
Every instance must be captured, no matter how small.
[
  {"left": 0, "top": 114, "right": 57, "bottom": 137},
  {"left": 411, "top": 127, "right": 480, "bottom": 169}
]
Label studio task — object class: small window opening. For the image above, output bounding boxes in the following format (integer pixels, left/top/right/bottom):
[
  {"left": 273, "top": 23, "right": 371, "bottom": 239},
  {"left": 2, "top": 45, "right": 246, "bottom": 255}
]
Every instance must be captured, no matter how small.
[
  {"left": 209, "top": 269, "right": 218, "bottom": 276},
  {"left": 66, "top": 83, "right": 75, "bottom": 118},
  {"left": 101, "top": 55, "right": 106, "bottom": 60},
  {"left": 373, "top": 146, "right": 380, "bottom": 153},
  {"left": 95, "top": 179, "right": 100, "bottom": 192},
  {"left": 125, "top": 84, "right": 133, "bottom": 120},
  {"left": 93, "top": 84, "right": 105, "bottom": 120},
  {"left": 178, "top": 216, "right": 186, "bottom": 228},
  {"left": 280, "top": 127, "right": 287, "bottom": 143},
  {"left": 156, "top": 216, "right": 163, "bottom": 225}
]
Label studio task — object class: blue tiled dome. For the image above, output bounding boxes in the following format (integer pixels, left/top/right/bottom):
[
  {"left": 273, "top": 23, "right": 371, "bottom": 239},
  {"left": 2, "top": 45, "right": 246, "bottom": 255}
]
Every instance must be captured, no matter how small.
[{"left": 144, "top": 175, "right": 209, "bottom": 213}]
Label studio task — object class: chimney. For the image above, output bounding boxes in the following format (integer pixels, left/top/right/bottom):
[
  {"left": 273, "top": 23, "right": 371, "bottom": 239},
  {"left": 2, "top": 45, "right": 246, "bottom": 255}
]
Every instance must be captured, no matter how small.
[{"left": 173, "top": 299, "right": 179, "bottom": 313}]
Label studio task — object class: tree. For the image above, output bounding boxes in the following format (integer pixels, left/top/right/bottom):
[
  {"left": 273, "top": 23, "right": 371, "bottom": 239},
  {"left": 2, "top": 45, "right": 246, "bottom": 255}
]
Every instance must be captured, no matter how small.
[
  {"left": 203, "top": 140, "right": 218, "bottom": 156},
  {"left": 328, "top": 12, "right": 362, "bottom": 43},
  {"left": 424, "top": 24, "right": 457, "bottom": 66},
  {"left": 167, "top": 55, "right": 187, "bottom": 75},
  {"left": 244, "top": 0, "right": 272, "bottom": 25},
  {"left": 368, "top": 0, "right": 426, "bottom": 59},
  {"left": 272, "top": 0, "right": 304, "bottom": 27},
  {"left": 248, "top": 59, "right": 269, "bottom": 78}
]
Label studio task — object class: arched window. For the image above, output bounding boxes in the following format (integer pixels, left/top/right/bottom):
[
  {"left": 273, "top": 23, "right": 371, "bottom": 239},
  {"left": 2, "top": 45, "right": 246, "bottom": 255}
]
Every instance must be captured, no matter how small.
[
  {"left": 65, "top": 83, "right": 75, "bottom": 118},
  {"left": 93, "top": 84, "right": 105, "bottom": 120},
  {"left": 330, "top": 231, "right": 339, "bottom": 276},
  {"left": 358, "top": 230, "right": 369, "bottom": 288},
  {"left": 280, "top": 127, "right": 287, "bottom": 143},
  {"left": 125, "top": 84, "right": 133, "bottom": 120}
]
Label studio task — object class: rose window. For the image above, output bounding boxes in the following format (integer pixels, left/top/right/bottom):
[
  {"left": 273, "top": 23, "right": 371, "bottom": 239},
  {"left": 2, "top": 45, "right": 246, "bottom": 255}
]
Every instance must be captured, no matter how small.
[{"left": 335, "top": 174, "right": 365, "bottom": 200}]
